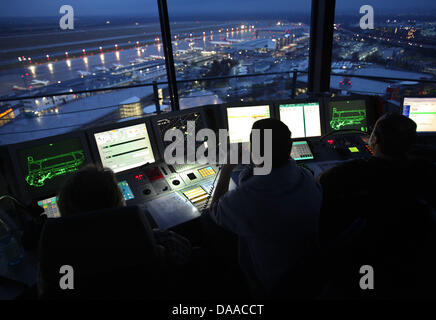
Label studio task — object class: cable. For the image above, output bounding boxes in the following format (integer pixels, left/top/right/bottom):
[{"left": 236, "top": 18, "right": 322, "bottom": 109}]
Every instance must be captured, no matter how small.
[{"left": 0, "top": 195, "right": 27, "bottom": 209}]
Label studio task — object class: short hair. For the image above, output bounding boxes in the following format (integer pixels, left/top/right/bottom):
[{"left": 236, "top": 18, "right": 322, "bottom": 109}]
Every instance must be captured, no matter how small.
[
  {"left": 372, "top": 113, "right": 417, "bottom": 157},
  {"left": 250, "top": 118, "right": 292, "bottom": 168},
  {"left": 57, "top": 165, "right": 124, "bottom": 217}
]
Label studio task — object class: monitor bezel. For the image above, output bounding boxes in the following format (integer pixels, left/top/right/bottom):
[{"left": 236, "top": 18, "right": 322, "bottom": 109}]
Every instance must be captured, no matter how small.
[
  {"left": 150, "top": 106, "right": 209, "bottom": 160},
  {"left": 324, "top": 95, "right": 373, "bottom": 135},
  {"left": 273, "top": 98, "right": 325, "bottom": 138},
  {"left": 7, "top": 130, "right": 92, "bottom": 201},
  {"left": 401, "top": 96, "right": 436, "bottom": 135},
  {"left": 86, "top": 117, "right": 159, "bottom": 173}
]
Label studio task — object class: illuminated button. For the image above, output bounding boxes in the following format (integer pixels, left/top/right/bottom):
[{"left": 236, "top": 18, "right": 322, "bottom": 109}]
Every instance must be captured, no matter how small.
[
  {"left": 349, "top": 147, "right": 359, "bottom": 153},
  {"left": 198, "top": 166, "right": 215, "bottom": 178},
  {"left": 365, "top": 145, "right": 374, "bottom": 154}
]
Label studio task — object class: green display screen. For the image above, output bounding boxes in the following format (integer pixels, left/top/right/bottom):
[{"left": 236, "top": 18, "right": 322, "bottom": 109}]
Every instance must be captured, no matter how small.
[
  {"left": 328, "top": 100, "right": 368, "bottom": 132},
  {"left": 17, "top": 138, "right": 87, "bottom": 194}
]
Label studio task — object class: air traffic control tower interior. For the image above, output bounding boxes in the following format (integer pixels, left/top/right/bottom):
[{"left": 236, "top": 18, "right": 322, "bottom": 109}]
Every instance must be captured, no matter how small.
[{"left": 0, "top": 0, "right": 436, "bottom": 302}]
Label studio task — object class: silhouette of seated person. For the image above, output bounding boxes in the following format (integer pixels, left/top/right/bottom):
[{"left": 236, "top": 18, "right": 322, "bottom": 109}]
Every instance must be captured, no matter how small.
[
  {"left": 57, "top": 165, "right": 191, "bottom": 268},
  {"left": 209, "top": 118, "right": 322, "bottom": 298},
  {"left": 317, "top": 113, "right": 436, "bottom": 298}
]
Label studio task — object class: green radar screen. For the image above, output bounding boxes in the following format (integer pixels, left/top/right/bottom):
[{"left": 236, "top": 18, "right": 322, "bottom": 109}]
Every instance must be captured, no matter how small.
[
  {"left": 18, "top": 138, "right": 86, "bottom": 189},
  {"left": 328, "top": 100, "right": 368, "bottom": 132}
]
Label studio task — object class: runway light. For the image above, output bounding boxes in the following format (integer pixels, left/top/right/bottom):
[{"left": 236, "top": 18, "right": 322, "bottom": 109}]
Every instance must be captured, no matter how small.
[{"left": 29, "top": 65, "right": 36, "bottom": 75}]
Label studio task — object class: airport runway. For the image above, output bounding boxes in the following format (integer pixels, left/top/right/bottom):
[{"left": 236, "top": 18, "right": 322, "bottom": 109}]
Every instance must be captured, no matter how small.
[{"left": 0, "top": 21, "right": 258, "bottom": 96}]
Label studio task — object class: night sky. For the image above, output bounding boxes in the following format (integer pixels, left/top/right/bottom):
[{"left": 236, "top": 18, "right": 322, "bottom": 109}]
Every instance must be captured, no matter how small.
[{"left": 0, "top": 0, "right": 436, "bottom": 17}]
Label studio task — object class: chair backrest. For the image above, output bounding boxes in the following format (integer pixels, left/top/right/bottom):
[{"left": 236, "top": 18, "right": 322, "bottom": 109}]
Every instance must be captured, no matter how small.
[
  {"left": 326, "top": 197, "right": 436, "bottom": 299},
  {"left": 38, "top": 206, "right": 167, "bottom": 299}
]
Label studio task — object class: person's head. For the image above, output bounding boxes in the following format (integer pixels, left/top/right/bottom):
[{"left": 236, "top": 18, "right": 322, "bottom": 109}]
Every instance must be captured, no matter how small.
[
  {"left": 250, "top": 118, "right": 292, "bottom": 171},
  {"left": 57, "top": 165, "right": 125, "bottom": 217},
  {"left": 369, "top": 113, "right": 417, "bottom": 159}
]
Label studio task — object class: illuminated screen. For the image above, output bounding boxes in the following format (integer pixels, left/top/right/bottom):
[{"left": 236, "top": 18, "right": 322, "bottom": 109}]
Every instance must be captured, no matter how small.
[
  {"left": 227, "top": 105, "right": 270, "bottom": 143},
  {"left": 403, "top": 97, "right": 436, "bottom": 132},
  {"left": 118, "top": 181, "right": 134, "bottom": 201},
  {"left": 328, "top": 100, "right": 368, "bottom": 132},
  {"left": 94, "top": 123, "right": 155, "bottom": 173},
  {"left": 157, "top": 111, "right": 205, "bottom": 150},
  {"left": 17, "top": 138, "right": 88, "bottom": 194},
  {"left": 290, "top": 141, "right": 314, "bottom": 161},
  {"left": 37, "top": 196, "right": 61, "bottom": 218},
  {"left": 279, "top": 103, "right": 322, "bottom": 138}
]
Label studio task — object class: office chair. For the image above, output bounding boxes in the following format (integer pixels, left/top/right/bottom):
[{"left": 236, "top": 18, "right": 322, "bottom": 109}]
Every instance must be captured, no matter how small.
[{"left": 38, "top": 206, "right": 168, "bottom": 299}]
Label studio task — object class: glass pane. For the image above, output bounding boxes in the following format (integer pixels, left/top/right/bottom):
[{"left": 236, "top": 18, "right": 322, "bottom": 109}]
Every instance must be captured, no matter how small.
[
  {"left": 332, "top": 1, "right": 436, "bottom": 100},
  {"left": 167, "top": 0, "right": 312, "bottom": 108},
  {"left": 0, "top": 0, "right": 166, "bottom": 145}
]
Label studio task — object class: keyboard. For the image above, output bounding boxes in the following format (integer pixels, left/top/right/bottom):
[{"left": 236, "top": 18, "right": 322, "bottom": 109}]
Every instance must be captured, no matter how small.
[{"left": 291, "top": 141, "right": 314, "bottom": 161}]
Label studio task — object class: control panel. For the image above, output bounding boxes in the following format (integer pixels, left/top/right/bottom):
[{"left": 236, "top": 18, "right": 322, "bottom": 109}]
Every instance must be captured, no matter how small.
[
  {"left": 112, "top": 162, "right": 219, "bottom": 228},
  {"left": 115, "top": 163, "right": 218, "bottom": 203}
]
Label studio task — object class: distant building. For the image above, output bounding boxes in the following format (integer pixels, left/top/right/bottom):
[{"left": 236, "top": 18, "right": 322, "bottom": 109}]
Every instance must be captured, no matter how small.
[
  {"left": 234, "top": 39, "right": 276, "bottom": 52},
  {"left": 382, "top": 48, "right": 403, "bottom": 60}
]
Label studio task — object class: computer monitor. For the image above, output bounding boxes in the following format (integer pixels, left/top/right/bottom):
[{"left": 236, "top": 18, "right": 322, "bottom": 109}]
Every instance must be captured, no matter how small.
[
  {"left": 226, "top": 105, "right": 271, "bottom": 143},
  {"left": 14, "top": 136, "right": 90, "bottom": 198},
  {"left": 279, "top": 102, "right": 322, "bottom": 138},
  {"left": 94, "top": 122, "right": 155, "bottom": 173},
  {"left": 327, "top": 99, "right": 368, "bottom": 132},
  {"left": 403, "top": 97, "right": 436, "bottom": 133},
  {"left": 155, "top": 109, "right": 207, "bottom": 157},
  {"left": 118, "top": 181, "right": 135, "bottom": 201}
]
